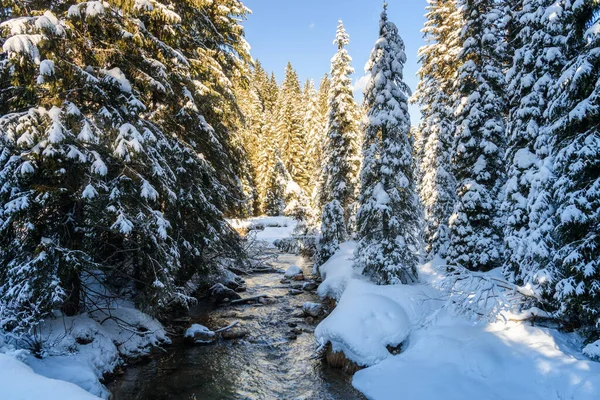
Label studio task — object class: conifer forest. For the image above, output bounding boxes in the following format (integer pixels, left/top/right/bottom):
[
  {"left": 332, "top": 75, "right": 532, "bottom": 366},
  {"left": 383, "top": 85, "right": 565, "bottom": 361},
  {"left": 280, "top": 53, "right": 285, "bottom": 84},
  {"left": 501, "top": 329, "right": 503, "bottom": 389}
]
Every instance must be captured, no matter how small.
[{"left": 1, "top": 1, "right": 600, "bottom": 399}]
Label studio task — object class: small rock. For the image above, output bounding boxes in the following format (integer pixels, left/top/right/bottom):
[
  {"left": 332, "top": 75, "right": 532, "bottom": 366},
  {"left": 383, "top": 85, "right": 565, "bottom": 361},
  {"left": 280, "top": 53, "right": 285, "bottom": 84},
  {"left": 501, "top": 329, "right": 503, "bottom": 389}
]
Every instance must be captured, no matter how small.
[
  {"left": 292, "top": 328, "right": 303, "bottom": 335},
  {"left": 291, "top": 312, "right": 304, "bottom": 318},
  {"left": 302, "top": 282, "right": 318, "bottom": 291},
  {"left": 289, "top": 289, "right": 303, "bottom": 296},
  {"left": 292, "top": 273, "right": 305, "bottom": 281},
  {"left": 171, "top": 317, "right": 191, "bottom": 324},
  {"left": 209, "top": 283, "right": 242, "bottom": 304},
  {"left": 302, "top": 302, "right": 323, "bottom": 317},
  {"left": 221, "top": 329, "right": 248, "bottom": 340},
  {"left": 184, "top": 324, "right": 215, "bottom": 344},
  {"left": 280, "top": 279, "right": 290, "bottom": 284},
  {"left": 284, "top": 265, "right": 303, "bottom": 278},
  {"left": 305, "top": 316, "right": 315, "bottom": 324},
  {"left": 288, "top": 322, "right": 298, "bottom": 328},
  {"left": 288, "top": 334, "right": 298, "bottom": 341},
  {"left": 290, "top": 282, "right": 303, "bottom": 290}
]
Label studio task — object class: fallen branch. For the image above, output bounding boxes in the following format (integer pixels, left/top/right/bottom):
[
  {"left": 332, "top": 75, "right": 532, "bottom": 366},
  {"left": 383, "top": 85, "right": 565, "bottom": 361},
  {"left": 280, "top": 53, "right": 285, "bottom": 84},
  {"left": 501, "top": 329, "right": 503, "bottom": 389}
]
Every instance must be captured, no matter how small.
[
  {"left": 215, "top": 320, "right": 239, "bottom": 334},
  {"left": 230, "top": 294, "right": 270, "bottom": 305}
]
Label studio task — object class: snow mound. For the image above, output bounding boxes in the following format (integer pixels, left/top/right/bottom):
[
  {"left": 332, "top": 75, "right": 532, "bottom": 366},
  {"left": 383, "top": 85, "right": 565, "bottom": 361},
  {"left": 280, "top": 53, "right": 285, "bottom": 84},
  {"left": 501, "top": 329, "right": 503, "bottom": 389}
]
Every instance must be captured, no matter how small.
[
  {"left": 317, "top": 241, "right": 363, "bottom": 300},
  {"left": 315, "top": 293, "right": 410, "bottom": 367},
  {"left": 0, "top": 354, "right": 100, "bottom": 399},
  {"left": 185, "top": 324, "right": 215, "bottom": 344},
  {"left": 284, "top": 265, "right": 303, "bottom": 278},
  {"left": 583, "top": 340, "right": 600, "bottom": 361},
  {"left": 353, "top": 318, "right": 600, "bottom": 400}
]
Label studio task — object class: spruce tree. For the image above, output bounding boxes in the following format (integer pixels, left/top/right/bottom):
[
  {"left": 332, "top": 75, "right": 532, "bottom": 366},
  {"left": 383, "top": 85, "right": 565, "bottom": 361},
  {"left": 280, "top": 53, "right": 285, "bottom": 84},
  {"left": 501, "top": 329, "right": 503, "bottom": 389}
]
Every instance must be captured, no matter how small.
[
  {"left": 355, "top": 5, "right": 420, "bottom": 284},
  {"left": 276, "top": 62, "right": 311, "bottom": 192},
  {"left": 446, "top": 0, "right": 507, "bottom": 271},
  {"left": 316, "top": 21, "right": 361, "bottom": 265},
  {"left": 0, "top": 0, "right": 251, "bottom": 334},
  {"left": 502, "top": 0, "right": 569, "bottom": 291},
  {"left": 413, "top": 0, "right": 461, "bottom": 258},
  {"left": 304, "top": 80, "right": 325, "bottom": 196},
  {"left": 548, "top": 1, "right": 600, "bottom": 332}
]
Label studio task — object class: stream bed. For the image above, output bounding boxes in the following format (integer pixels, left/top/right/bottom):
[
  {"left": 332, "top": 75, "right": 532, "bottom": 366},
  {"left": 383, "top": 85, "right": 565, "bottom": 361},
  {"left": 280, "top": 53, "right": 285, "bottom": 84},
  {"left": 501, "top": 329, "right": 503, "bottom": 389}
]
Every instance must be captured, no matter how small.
[{"left": 107, "top": 251, "right": 364, "bottom": 400}]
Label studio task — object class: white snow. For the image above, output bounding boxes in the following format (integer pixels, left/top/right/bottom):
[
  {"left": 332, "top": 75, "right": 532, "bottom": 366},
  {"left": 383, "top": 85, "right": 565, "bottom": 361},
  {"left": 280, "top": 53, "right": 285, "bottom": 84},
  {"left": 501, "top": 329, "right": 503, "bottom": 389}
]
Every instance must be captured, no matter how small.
[
  {"left": 228, "top": 216, "right": 298, "bottom": 244},
  {"left": 315, "top": 292, "right": 410, "bottom": 366},
  {"left": 0, "top": 304, "right": 169, "bottom": 399},
  {"left": 583, "top": 340, "right": 600, "bottom": 361},
  {"left": 102, "top": 67, "right": 132, "bottom": 93},
  {"left": 317, "top": 241, "right": 364, "bottom": 301},
  {"left": 82, "top": 184, "right": 98, "bottom": 199},
  {"left": 184, "top": 324, "right": 215, "bottom": 344},
  {"left": 284, "top": 265, "right": 303, "bottom": 278},
  {"left": 313, "top": 243, "right": 600, "bottom": 400},
  {"left": 0, "top": 354, "right": 100, "bottom": 400}
]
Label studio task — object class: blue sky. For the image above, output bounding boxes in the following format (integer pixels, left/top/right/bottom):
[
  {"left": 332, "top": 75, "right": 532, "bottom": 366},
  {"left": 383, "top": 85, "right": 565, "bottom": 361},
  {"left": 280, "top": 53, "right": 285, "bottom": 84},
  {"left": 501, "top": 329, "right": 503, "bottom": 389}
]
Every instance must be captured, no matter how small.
[{"left": 241, "top": 0, "right": 428, "bottom": 125}]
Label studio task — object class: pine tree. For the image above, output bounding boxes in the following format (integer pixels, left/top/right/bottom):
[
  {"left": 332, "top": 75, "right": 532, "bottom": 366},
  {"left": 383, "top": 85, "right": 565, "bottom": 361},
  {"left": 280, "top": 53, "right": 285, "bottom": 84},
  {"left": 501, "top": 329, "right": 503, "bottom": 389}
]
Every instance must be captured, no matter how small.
[
  {"left": 0, "top": 0, "right": 251, "bottom": 334},
  {"left": 502, "top": 0, "right": 570, "bottom": 291},
  {"left": 276, "top": 62, "right": 311, "bottom": 192},
  {"left": 548, "top": 1, "right": 600, "bottom": 332},
  {"left": 304, "top": 80, "right": 326, "bottom": 195},
  {"left": 446, "top": 0, "right": 507, "bottom": 271},
  {"left": 316, "top": 21, "right": 361, "bottom": 265},
  {"left": 318, "top": 73, "right": 332, "bottom": 120},
  {"left": 413, "top": 0, "right": 461, "bottom": 258},
  {"left": 263, "top": 154, "right": 288, "bottom": 216},
  {"left": 355, "top": 4, "right": 420, "bottom": 284}
]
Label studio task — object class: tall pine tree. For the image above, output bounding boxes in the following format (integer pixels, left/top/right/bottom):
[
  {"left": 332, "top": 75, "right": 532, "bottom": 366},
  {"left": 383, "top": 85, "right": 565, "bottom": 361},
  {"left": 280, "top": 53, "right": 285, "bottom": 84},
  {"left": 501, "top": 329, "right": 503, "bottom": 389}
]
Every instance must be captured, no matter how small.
[
  {"left": 413, "top": 0, "right": 461, "bottom": 258},
  {"left": 355, "top": 5, "right": 420, "bottom": 285},
  {"left": 316, "top": 21, "right": 361, "bottom": 265},
  {"left": 502, "top": 0, "right": 570, "bottom": 291},
  {"left": 548, "top": 1, "right": 600, "bottom": 333},
  {"left": 446, "top": 0, "right": 507, "bottom": 271}
]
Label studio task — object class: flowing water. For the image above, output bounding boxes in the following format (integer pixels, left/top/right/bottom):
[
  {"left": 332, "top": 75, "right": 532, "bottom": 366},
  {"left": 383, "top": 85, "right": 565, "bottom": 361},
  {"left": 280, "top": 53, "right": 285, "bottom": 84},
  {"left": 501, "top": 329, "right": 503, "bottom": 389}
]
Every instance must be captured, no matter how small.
[{"left": 107, "top": 251, "right": 364, "bottom": 400}]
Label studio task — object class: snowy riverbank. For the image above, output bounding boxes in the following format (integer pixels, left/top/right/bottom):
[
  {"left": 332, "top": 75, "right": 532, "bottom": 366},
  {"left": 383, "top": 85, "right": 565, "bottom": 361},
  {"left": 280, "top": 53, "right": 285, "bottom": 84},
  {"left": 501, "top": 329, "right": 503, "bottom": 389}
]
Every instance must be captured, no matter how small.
[
  {"left": 315, "top": 241, "right": 600, "bottom": 399},
  {"left": 0, "top": 304, "right": 169, "bottom": 399}
]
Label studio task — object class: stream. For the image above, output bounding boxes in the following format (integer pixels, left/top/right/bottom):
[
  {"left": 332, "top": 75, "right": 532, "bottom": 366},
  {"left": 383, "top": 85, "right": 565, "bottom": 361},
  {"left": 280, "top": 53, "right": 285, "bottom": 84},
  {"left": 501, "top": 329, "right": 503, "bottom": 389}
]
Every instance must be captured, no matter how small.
[{"left": 107, "top": 250, "right": 364, "bottom": 400}]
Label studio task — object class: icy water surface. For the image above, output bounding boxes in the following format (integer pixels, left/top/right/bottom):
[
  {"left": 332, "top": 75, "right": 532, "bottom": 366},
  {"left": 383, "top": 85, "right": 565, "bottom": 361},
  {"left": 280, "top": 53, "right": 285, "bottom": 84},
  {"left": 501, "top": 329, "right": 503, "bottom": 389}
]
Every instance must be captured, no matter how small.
[{"left": 107, "top": 251, "right": 364, "bottom": 400}]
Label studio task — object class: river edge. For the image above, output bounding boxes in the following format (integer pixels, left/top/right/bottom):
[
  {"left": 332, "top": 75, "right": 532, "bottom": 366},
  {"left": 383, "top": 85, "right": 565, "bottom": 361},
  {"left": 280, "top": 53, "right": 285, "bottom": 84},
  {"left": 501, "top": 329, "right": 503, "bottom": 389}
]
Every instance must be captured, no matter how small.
[{"left": 106, "top": 249, "right": 364, "bottom": 400}]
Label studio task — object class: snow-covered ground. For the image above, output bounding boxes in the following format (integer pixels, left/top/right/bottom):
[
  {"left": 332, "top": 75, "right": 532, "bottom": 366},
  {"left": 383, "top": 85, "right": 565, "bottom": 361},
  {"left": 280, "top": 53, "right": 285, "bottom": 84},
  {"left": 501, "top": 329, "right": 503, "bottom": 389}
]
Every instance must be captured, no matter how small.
[
  {"left": 228, "top": 216, "right": 297, "bottom": 244},
  {"left": 0, "top": 305, "right": 169, "bottom": 399},
  {"left": 315, "top": 241, "right": 600, "bottom": 400}
]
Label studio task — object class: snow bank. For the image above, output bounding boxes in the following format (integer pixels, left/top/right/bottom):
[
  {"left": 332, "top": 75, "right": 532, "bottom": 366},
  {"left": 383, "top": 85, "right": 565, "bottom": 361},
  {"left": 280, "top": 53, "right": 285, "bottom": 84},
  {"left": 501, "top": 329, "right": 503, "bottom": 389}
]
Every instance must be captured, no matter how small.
[
  {"left": 583, "top": 340, "right": 600, "bottom": 361},
  {"left": 0, "top": 354, "right": 100, "bottom": 399},
  {"left": 313, "top": 244, "right": 600, "bottom": 400},
  {"left": 228, "top": 216, "right": 297, "bottom": 244},
  {"left": 353, "top": 317, "right": 600, "bottom": 400},
  {"left": 0, "top": 305, "right": 170, "bottom": 399},
  {"left": 315, "top": 277, "right": 441, "bottom": 367},
  {"left": 317, "top": 241, "right": 364, "bottom": 300},
  {"left": 284, "top": 265, "right": 303, "bottom": 278},
  {"left": 315, "top": 293, "right": 410, "bottom": 366}
]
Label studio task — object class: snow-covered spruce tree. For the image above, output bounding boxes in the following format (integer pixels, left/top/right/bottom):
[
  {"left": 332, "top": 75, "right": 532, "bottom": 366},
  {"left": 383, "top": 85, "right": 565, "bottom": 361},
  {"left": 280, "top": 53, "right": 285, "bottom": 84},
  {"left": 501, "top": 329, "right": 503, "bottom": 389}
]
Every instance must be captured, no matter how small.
[
  {"left": 276, "top": 62, "right": 311, "bottom": 192},
  {"left": 0, "top": 0, "right": 252, "bottom": 334},
  {"left": 413, "top": 0, "right": 461, "bottom": 258},
  {"left": 445, "top": 0, "right": 507, "bottom": 272},
  {"left": 316, "top": 21, "right": 361, "bottom": 265},
  {"left": 547, "top": 2, "right": 600, "bottom": 333},
  {"left": 355, "top": 5, "right": 420, "bottom": 285},
  {"left": 304, "top": 80, "right": 326, "bottom": 198},
  {"left": 501, "top": 0, "right": 570, "bottom": 291},
  {"left": 263, "top": 154, "right": 288, "bottom": 216}
]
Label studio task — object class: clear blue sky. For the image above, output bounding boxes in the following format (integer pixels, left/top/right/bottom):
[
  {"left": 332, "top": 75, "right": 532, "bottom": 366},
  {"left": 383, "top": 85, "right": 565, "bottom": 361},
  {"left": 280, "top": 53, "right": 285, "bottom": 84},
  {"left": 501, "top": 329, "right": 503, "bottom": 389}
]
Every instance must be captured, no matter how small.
[{"left": 241, "top": 0, "right": 428, "bottom": 125}]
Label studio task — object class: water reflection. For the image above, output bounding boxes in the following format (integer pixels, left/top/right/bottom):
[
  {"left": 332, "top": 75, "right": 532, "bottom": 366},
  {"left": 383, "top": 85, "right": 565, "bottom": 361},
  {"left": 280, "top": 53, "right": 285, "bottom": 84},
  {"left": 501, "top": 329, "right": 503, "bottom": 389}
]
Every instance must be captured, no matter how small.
[{"left": 108, "top": 252, "right": 364, "bottom": 400}]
